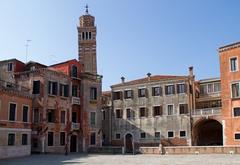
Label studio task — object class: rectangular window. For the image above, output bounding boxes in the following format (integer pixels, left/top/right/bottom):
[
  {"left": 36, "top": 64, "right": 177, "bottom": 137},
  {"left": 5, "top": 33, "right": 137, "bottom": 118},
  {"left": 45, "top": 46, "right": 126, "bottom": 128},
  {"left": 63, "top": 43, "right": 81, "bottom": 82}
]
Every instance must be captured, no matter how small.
[
  {"left": 60, "top": 132, "right": 65, "bottom": 146},
  {"left": 153, "top": 106, "right": 162, "bottom": 116},
  {"left": 7, "top": 62, "right": 13, "bottom": 71},
  {"left": 22, "top": 134, "right": 28, "bottom": 145},
  {"left": 47, "top": 109, "right": 55, "bottom": 123},
  {"left": 102, "top": 110, "right": 106, "bottom": 120},
  {"left": 48, "top": 132, "right": 54, "bottom": 146},
  {"left": 230, "top": 57, "right": 238, "bottom": 72},
  {"left": 165, "top": 85, "right": 175, "bottom": 95},
  {"left": 208, "top": 84, "right": 214, "bottom": 93},
  {"left": 139, "top": 107, "right": 146, "bottom": 117},
  {"left": 72, "top": 85, "right": 78, "bottom": 97},
  {"left": 180, "top": 131, "right": 186, "bottom": 138},
  {"left": 113, "top": 91, "right": 122, "bottom": 100},
  {"left": 90, "top": 132, "right": 96, "bottom": 145},
  {"left": 168, "top": 131, "right": 174, "bottom": 138},
  {"left": 116, "top": 109, "right": 123, "bottom": 118},
  {"left": 33, "top": 108, "right": 39, "bottom": 123},
  {"left": 214, "top": 82, "right": 221, "bottom": 92},
  {"left": 200, "top": 84, "right": 208, "bottom": 94},
  {"left": 9, "top": 103, "right": 16, "bottom": 121},
  {"left": 71, "top": 65, "right": 78, "bottom": 78},
  {"left": 90, "top": 87, "right": 97, "bottom": 100},
  {"left": 140, "top": 132, "right": 146, "bottom": 139},
  {"left": 115, "top": 133, "right": 121, "bottom": 139},
  {"left": 233, "top": 107, "right": 240, "bottom": 117},
  {"left": 179, "top": 104, "right": 188, "bottom": 114},
  {"left": 126, "top": 108, "right": 131, "bottom": 119},
  {"left": 155, "top": 132, "right": 160, "bottom": 139},
  {"left": 61, "top": 111, "right": 65, "bottom": 123},
  {"left": 90, "top": 112, "right": 96, "bottom": 125},
  {"left": 177, "top": 84, "right": 186, "bottom": 94},
  {"left": 60, "top": 84, "right": 69, "bottom": 97},
  {"left": 152, "top": 87, "right": 162, "bottom": 96},
  {"left": 235, "top": 133, "right": 240, "bottom": 140},
  {"left": 138, "top": 88, "right": 146, "bottom": 97},
  {"left": 33, "top": 80, "right": 40, "bottom": 94},
  {"left": 72, "top": 112, "right": 77, "bottom": 123},
  {"left": 22, "top": 105, "right": 29, "bottom": 122},
  {"left": 124, "top": 90, "right": 133, "bottom": 99},
  {"left": 8, "top": 133, "right": 15, "bottom": 145},
  {"left": 167, "top": 105, "right": 174, "bottom": 115},
  {"left": 232, "top": 82, "right": 240, "bottom": 98},
  {"left": 48, "top": 81, "right": 58, "bottom": 95}
]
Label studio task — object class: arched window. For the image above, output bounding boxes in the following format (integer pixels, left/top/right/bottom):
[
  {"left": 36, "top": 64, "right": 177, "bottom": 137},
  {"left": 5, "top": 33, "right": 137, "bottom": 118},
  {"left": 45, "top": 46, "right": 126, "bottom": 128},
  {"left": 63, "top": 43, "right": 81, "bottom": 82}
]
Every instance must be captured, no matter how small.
[
  {"left": 82, "top": 32, "right": 85, "bottom": 40},
  {"left": 86, "top": 32, "right": 88, "bottom": 40},
  {"left": 89, "top": 32, "right": 92, "bottom": 39}
]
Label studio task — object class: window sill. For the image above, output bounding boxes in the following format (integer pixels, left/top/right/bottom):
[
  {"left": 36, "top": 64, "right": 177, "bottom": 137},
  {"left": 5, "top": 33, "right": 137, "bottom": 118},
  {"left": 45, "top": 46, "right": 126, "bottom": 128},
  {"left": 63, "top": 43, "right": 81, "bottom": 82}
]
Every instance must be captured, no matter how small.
[
  {"left": 60, "top": 96, "right": 68, "bottom": 100},
  {"left": 232, "top": 97, "right": 240, "bottom": 100},
  {"left": 48, "top": 94, "right": 57, "bottom": 97}
]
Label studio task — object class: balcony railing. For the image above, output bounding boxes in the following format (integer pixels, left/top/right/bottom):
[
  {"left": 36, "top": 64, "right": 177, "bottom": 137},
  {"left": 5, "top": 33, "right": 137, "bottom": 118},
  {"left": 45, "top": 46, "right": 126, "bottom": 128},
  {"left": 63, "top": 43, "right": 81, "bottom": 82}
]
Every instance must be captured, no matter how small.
[
  {"left": 192, "top": 107, "right": 221, "bottom": 116},
  {"left": 72, "top": 97, "right": 80, "bottom": 105},
  {"left": 71, "top": 122, "right": 80, "bottom": 130}
]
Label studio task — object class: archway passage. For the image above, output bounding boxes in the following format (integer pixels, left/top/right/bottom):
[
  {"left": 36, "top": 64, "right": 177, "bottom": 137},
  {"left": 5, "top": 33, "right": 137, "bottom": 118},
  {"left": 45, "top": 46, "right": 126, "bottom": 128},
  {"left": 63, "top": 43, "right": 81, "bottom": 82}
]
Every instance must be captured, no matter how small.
[
  {"left": 193, "top": 119, "right": 223, "bottom": 146},
  {"left": 70, "top": 135, "right": 77, "bottom": 152},
  {"left": 125, "top": 134, "right": 133, "bottom": 153}
]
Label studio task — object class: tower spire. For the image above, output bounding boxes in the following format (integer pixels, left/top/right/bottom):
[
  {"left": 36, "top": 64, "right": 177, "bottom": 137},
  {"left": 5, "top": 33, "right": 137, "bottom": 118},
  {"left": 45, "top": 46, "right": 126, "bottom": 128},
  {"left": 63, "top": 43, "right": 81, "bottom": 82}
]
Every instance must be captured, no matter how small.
[{"left": 85, "top": 4, "right": 89, "bottom": 14}]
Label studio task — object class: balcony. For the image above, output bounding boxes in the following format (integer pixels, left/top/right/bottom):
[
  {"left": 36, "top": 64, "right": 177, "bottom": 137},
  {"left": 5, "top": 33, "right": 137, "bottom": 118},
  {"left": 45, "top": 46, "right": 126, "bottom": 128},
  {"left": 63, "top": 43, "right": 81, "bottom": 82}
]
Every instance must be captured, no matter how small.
[
  {"left": 192, "top": 107, "right": 221, "bottom": 116},
  {"left": 71, "top": 122, "right": 80, "bottom": 130},
  {"left": 72, "top": 97, "right": 80, "bottom": 105}
]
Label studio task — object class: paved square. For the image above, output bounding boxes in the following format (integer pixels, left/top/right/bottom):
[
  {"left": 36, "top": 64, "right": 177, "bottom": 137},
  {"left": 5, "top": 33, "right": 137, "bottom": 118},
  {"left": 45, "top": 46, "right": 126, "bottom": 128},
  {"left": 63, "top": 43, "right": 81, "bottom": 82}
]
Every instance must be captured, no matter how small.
[{"left": 0, "top": 154, "right": 240, "bottom": 165}]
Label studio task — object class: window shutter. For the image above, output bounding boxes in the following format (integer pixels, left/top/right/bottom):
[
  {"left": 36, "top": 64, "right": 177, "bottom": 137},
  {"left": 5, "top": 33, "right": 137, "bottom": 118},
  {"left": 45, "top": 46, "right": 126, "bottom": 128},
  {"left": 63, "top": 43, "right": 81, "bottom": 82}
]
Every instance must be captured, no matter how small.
[
  {"left": 138, "top": 89, "right": 141, "bottom": 97},
  {"left": 145, "top": 108, "right": 148, "bottom": 117},
  {"left": 159, "top": 87, "right": 162, "bottom": 96},
  {"left": 173, "top": 85, "right": 175, "bottom": 94},
  {"left": 152, "top": 87, "right": 155, "bottom": 96},
  {"left": 177, "top": 84, "right": 179, "bottom": 94},
  {"left": 165, "top": 86, "right": 168, "bottom": 95},
  {"left": 48, "top": 82, "right": 51, "bottom": 94},
  {"left": 59, "top": 84, "right": 62, "bottom": 96},
  {"left": 184, "top": 84, "right": 187, "bottom": 93},
  {"left": 145, "top": 89, "right": 148, "bottom": 98},
  {"left": 120, "top": 91, "right": 123, "bottom": 100},
  {"left": 131, "top": 90, "right": 134, "bottom": 99},
  {"left": 124, "top": 91, "right": 127, "bottom": 99}
]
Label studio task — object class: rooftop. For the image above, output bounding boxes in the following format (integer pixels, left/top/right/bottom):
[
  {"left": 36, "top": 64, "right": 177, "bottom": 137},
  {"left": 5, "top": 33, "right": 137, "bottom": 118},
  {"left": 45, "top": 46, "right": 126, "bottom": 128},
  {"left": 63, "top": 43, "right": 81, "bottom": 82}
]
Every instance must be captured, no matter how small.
[{"left": 111, "top": 75, "right": 188, "bottom": 88}]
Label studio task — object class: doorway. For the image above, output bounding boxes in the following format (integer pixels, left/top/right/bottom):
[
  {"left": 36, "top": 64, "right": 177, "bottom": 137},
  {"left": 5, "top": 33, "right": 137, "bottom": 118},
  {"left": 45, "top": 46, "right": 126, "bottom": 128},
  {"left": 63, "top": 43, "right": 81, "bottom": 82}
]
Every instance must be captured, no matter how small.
[
  {"left": 70, "top": 135, "right": 77, "bottom": 152},
  {"left": 125, "top": 133, "right": 133, "bottom": 153}
]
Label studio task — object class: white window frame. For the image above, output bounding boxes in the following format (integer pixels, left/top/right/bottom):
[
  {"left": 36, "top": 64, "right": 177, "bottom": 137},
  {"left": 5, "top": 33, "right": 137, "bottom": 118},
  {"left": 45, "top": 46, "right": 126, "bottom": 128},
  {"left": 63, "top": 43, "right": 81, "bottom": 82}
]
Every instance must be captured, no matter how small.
[
  {"left": 22, "top": 104, "right": 29, "bottom": 123},
  {"left": 177, "top": 83, "right": 186, "bottom": 94},
  {"left": 139, "top": 106, "right": 147, "bottom": 118},
  {"left": 179, "top": 130, "right": 187, "bottom": 138},
  {"left": 167, "top": 130, "right": 174, "bottom": 138},
  {"left": 230, "top": 56, "right": 238, "bottom": 72},
  {"left": 230, "top": 81, "right": 240, "bottom": 99},
  {"left": 154, "top": 131, "right": 161, "bottom": 139},
  {"left": 90, "top": 111, "right": 96, "bottom": 125},
  {"left": 7, "top": 62, "right": 13, "bottom": 72},
  {"left": 179, "top": 103, "right": 188, "bottom": 115},
  {"left": 8, "top": 102, "right": 17, "bottom": 122},
  {"left": 165, "top": 84, "right": 175, "bottom": 96},
  {"left": 167, "top": 104, "right": 174, "bottom": 116},
  {"left": 21, "top": 133, "right": 28, "bottom": 145},
  {"left": 232, "top": 107, "right": 240, "bottom": 118},
  {"left": 234, "top": 132, "right": 240, "bottom": 141}
]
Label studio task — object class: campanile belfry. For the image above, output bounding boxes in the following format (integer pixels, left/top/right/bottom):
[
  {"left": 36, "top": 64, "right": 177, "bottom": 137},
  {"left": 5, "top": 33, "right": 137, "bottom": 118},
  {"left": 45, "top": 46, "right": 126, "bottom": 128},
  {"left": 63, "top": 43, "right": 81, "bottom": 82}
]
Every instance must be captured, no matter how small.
[{"left": 78, "top": 5, "right": 97, "bottom": 75}]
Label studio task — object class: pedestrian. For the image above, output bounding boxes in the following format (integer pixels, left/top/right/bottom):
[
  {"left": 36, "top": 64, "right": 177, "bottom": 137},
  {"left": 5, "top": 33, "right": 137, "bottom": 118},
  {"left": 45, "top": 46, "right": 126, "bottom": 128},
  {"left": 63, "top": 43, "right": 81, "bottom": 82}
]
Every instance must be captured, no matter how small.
[{"left": 65, "top": 143, "right": 68, "bottom": 156}]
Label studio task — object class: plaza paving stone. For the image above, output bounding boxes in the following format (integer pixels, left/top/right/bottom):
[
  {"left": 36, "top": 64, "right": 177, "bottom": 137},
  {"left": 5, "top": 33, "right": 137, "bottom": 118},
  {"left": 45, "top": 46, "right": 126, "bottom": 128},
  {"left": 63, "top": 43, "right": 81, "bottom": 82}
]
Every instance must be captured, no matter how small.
[{"left": 0, "top": 154, "right": 240, "bottom": 165}]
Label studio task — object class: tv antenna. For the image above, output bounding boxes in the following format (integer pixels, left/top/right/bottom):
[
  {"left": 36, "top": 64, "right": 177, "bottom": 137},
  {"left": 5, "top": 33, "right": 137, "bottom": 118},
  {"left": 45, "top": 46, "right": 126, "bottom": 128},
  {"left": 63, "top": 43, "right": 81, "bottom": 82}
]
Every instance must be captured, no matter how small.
[{"left": 25, "top": 40, "right": 32, "bottom": 63}]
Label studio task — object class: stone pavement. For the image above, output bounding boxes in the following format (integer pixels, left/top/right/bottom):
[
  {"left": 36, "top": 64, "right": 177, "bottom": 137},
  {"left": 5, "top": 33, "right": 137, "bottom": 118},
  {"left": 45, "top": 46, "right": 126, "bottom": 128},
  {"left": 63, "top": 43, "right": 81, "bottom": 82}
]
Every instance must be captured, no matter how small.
[{"left": 0, "top": 154, "right": 240, "bottom": 165}]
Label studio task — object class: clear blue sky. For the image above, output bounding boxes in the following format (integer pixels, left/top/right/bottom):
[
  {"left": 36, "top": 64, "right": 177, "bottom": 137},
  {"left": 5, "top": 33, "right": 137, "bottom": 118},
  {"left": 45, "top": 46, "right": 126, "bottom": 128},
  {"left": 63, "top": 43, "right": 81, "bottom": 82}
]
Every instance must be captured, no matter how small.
[{"left": 1, "top": 0, "right": 240, "bottom": 90}]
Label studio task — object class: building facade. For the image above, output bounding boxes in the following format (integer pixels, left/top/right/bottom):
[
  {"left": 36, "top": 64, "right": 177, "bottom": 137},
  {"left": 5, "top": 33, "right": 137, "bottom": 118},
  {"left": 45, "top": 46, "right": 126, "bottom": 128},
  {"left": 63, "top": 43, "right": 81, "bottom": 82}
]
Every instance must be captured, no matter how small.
[
  {"left": 0, "top": 80, "right": 32, "bottom": 159},
  {"left": 110, "top": 69, "right": 195, "bottom": 152},
  {"left": 219, "top": 42, "right": 240, "bottom": 146}
]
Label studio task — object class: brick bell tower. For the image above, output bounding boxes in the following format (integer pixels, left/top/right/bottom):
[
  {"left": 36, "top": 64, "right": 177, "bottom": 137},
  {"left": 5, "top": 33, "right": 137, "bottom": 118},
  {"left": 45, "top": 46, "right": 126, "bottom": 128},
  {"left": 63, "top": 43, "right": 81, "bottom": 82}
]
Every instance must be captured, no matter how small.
[{"left": 78, "top": 5, "right": 97, "bottom": 75}]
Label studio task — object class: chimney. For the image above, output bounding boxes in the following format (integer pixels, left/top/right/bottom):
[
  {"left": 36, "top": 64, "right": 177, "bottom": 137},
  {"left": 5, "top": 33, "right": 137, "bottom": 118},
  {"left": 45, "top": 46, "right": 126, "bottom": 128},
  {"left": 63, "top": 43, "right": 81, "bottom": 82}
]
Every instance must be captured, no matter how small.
[
  {"left": 121, "top": 76, "right": 125, "bottom": 83},
  {"left": 147, "top": 72, "right": 151, "bottom": 81},
  {"left": 189, "top": 66, "right": 193, "bottom": 77}
]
